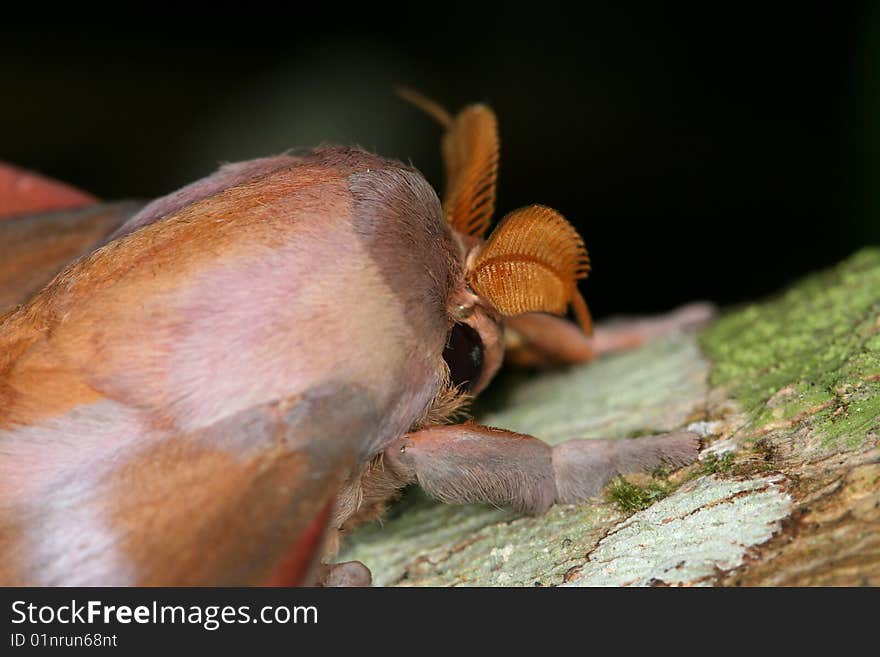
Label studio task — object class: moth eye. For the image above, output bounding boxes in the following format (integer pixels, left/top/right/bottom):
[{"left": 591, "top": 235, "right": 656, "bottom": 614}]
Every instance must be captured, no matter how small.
[{"left": 443, "top": 322, "right": 484, "bottom": 392}]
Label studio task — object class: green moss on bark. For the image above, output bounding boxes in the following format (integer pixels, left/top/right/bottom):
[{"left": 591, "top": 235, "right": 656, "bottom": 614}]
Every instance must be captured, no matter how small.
[
  {"left": 701, "top": 248, "right": 880, "bottom": 447},
  {"left": 605, "top": 476, "right": 675, "bottom": 513}
]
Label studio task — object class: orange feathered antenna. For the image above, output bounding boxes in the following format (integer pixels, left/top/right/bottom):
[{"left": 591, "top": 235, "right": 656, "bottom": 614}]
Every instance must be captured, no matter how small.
[
  {"left": 468, "top": 205, "right": 593, "bottom": 335},
  {"left": 396, "top": 87, "right": 453, "bottom": 127},
  {"left": 397, "top": 88, "right": 499, "bottom": 238},
  {"left": 398, "top": 90, "right": 592, "bottom": 335}
]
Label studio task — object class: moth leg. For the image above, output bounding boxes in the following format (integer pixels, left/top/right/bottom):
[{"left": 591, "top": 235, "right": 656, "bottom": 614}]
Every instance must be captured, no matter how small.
[
  {"left": 504, "top": 313, "right": 598, "bottom": 366},
  {"left": 317, "top": 561, "right": 372, "bottom": 587},
  {"left": 504, "top": 301, "right": 716, "bottom": 367},
  {"left": 383, "top": 425, "right": 700, "bottom": 514},
  {"left": 319, "top": 456, "right": 415, "bottom": 586},
  {"left": 590, "top": 301, "right": 717, "bottom": 354}
]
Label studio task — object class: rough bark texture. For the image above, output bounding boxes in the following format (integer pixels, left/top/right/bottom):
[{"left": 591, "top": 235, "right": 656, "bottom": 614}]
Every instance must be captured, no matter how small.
[{"left": 340, "top": 248, "right": 880, "bottom": 586}]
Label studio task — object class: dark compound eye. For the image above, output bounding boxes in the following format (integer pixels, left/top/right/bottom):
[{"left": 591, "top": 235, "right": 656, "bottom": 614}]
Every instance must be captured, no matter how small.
[{"left": 443, "top": 322, "right": 484, "bottom": 392}]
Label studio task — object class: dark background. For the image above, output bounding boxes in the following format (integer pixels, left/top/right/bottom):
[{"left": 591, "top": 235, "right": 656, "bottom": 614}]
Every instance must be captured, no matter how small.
[{"left": 2, "top": 4, "right": 877, "bottom": 317}]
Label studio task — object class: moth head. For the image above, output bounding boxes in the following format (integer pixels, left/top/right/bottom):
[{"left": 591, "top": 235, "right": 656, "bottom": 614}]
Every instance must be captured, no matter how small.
[
  {"left": 445, "top": 204, "right": 592, "bottom": 394},
  {"left": 400, "top": 89, "right": 593, "bottom": 395}
]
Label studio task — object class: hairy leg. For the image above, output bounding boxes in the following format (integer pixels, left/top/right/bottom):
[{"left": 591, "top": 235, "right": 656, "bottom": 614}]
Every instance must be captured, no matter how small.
[
  {"left": 319, "top": 425, "right": 698, "bottom": 585},
  {"left": 383, "top": 424, "right": 700, "bottom": 514}
]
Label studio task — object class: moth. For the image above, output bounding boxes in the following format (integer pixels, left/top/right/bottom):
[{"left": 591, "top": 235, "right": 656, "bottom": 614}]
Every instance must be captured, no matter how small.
[{"left": 0, "top": 93, "right": 710, "bottom": 586}]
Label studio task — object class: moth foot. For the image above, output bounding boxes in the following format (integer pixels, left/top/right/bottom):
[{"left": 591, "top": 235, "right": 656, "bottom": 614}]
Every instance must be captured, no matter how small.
[
  {"left": 643, "top": 301, "right": 717, "bottom": 335},
  {"left": 552, "top": 431, "right": 701, "bottom": 504},
  {"left": 592, "top": 301, "right": 717, "bottom": 353},
  {"left": 319, "top": 560, "right": 372, "bottom": 587}
]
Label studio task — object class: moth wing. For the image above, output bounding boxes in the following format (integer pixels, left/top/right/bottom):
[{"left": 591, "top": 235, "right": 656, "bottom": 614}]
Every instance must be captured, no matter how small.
[
  {"left": 0, "top": 162, "right": 96, "bottom": 219},
  {"left": 0, "top": 202, "right": 141, "bottom": 313},
  {"left": 4, "top": 385, "right": 373, "bottom": 586}
]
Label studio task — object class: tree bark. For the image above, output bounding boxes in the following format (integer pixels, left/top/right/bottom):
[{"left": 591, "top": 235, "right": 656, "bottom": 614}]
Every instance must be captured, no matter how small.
[{"left": 340, "top": 248, "right": 880, "bottom": 586}]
